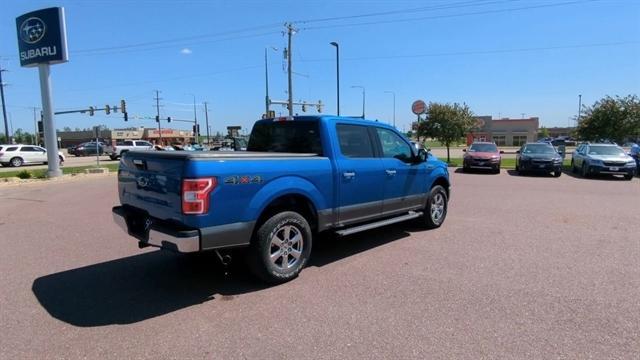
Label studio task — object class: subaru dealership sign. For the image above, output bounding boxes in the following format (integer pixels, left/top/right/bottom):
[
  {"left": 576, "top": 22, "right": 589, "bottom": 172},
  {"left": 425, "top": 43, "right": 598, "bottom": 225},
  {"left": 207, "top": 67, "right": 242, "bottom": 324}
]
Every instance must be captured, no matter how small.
[{"left": 16, "top": 7, "right": 68, "bottom": 67}]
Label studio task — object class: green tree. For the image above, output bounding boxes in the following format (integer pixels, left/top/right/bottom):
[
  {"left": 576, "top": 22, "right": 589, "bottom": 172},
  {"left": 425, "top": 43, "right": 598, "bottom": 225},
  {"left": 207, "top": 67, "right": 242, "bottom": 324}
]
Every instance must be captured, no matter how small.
[
  {"left": 63, "top": 126, "right": 72, "bottom": 132},
  {"left": 538, "top": 126, "right": 550, "bottom": 139},
  {"left": 416, "top": 102, "right": 475, "bottom": 163},
  {"left": 577, "top": 95, "right": 640, "bottom": 143}
]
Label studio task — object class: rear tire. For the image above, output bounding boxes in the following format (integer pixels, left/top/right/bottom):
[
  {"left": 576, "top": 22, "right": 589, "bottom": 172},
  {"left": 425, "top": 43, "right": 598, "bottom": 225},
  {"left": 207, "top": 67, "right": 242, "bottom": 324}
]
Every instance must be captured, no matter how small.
[
  {"left": 421, "top": 185, "right": 448, "bottom": 229},
  {"left": 571, "top": 159, "right": 577, "bottom": 173},
  {"left": 247, "top": 211, "right": 312, "bottom": 284}
]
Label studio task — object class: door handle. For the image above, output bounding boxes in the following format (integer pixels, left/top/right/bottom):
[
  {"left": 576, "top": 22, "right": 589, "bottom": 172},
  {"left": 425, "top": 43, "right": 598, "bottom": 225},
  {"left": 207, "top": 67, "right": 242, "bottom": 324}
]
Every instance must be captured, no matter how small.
[
  {"left": 426, "top": 165, "right": 435, "bottom": 170},
  {"left": 385, "top": 169, "right": 397, "bottom": 176},
  {"left": 343, "top": 172, "right": 356, "bottom": 179}
]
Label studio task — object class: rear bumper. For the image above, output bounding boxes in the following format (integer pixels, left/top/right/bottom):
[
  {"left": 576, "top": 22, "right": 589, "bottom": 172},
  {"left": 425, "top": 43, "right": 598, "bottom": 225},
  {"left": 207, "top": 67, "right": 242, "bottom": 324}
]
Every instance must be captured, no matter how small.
[
  {"left": 112, "top": 206, "right": 254, "bottom": 253},
  {"left": 112, "top": 206, "right": 200, "bottom": 252}
]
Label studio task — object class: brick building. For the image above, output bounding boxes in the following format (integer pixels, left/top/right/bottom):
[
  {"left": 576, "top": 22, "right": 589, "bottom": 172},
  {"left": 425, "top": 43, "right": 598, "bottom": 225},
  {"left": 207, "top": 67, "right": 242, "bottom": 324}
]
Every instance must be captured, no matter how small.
[{"left": 466, "top": 116, "right": 539, "bottom": 146}]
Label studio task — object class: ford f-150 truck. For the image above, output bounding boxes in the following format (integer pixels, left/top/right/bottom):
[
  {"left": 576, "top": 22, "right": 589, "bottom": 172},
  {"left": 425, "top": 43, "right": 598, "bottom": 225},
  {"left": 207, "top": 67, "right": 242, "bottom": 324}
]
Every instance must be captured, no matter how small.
[{"left": 112, "top": 116, "right": 451, "bottom": 283}]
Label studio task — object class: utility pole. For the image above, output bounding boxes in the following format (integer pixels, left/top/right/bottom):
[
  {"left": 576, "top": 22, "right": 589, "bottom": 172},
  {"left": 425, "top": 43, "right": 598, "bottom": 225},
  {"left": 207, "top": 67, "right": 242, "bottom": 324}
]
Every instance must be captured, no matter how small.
[
  {"left": 204, "top": 101, "right": 211, "bottom": 145},
  {"left": 286, "top": 23, "right": 296, "bottom": 116},
  {"left": 577, "top": 94, "right": 582, "bottom": 127},
  {"left": 0, "top": 65, "right": 10, "bottom": 144},
  {"left": 154, "top": 90, "right": 162, "bottom": 144}
]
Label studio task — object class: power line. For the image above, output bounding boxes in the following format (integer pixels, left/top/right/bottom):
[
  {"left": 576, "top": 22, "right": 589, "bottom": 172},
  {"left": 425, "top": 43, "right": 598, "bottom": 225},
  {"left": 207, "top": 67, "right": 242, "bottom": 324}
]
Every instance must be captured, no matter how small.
[
  {"left": 293, "top": 0, "right": 521, "bottom": 24},
  {"left": 302, "top": 0, "right": 599, "bottom": 31},
  {"left": 297, "top": 40, "right": 640, "bottom": 63}
]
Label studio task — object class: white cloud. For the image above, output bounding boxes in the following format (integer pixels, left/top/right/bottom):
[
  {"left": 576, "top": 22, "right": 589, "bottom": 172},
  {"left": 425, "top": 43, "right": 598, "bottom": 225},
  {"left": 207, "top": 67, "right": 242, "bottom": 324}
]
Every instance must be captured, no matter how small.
[{"left": 180, "top": 48, "right": 192, "bottom": 55}]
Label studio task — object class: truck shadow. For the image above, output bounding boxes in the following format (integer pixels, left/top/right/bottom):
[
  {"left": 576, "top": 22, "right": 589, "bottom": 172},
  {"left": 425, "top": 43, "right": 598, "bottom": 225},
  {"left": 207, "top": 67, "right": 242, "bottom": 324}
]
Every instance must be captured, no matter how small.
[{"left": 32, "top": 226, "right": 411, "bottom": 327}]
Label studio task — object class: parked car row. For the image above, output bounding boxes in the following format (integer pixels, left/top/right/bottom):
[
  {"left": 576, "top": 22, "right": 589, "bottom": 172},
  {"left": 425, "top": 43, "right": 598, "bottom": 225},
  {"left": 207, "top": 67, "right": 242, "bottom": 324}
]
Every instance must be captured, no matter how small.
[
  {"left": 0, "top": 144, "right": 65, "bottom": 167},
  {"left": 462, "top": 141, "right": 637, "bottom": 180}
]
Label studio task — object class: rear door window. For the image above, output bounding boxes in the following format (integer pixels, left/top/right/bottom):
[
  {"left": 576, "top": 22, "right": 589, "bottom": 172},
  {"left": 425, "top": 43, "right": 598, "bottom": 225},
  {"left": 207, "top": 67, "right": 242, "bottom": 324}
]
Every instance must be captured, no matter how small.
[
  {"left": 6, "top": 147, "right": 18, "bottom": 151},
  {"left": 336, "top": 124, "right": 375, "bottom": 158}
]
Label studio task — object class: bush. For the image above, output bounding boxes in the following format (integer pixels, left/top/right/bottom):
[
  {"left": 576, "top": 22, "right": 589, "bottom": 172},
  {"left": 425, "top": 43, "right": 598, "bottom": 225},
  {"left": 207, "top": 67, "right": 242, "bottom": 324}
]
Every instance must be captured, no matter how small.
[{"left": 17, "top": 170, "right": 32, "bottom": 179}]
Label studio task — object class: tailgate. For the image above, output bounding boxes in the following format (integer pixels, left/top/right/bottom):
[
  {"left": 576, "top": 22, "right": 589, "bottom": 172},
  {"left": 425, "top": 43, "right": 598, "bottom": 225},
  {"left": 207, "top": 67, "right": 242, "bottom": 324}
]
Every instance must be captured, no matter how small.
[{"left": 118, "top": 151, "right": 186, "bottom": 222}]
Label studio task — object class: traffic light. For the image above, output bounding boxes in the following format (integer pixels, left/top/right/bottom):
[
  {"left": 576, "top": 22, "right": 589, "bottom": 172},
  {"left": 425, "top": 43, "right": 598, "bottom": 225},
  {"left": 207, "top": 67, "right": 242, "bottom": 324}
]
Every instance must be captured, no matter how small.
[
  {"left": 89, "top": 106, "right": 95, "bottom": 116},
  {"left": 302, "top": 102, "right": 307, "bottom": 112},
  {"left": 167, "top": 117, "right": 171, "bottom": 123},
  {"left": 120, "top": 99, "right": 126, "bottom": 113},
  {"left": 192, "top": 124, "right": 200, "bottom": 134},
  {"left": 155, "top": 115, "right": 160, "bottom": 123},
  {"left": 124, "top": 112, "right": 128, "bottom": 121},
  {"left": 105, "top": 105, "right": 111, "bottom": 115},
  {"left": 317, "top": 100, "right": 323, "bottom": 113},
  {"left": 37, "top": 120, "right": 43, "bottom": 133}
]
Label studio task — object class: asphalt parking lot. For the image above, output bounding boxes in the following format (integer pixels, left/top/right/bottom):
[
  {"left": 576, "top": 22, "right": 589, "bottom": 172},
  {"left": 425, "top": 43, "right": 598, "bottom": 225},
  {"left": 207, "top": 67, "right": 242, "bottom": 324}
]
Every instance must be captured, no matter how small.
[{"left": 0, "top": 171, "right": 638, "bottom": 359}]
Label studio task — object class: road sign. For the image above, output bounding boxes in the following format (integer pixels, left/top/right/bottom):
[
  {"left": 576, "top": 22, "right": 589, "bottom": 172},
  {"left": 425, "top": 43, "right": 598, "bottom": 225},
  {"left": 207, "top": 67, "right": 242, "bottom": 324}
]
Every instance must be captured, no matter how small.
[
  {"left": 16, "top": 7, "right": 68, "bottom": 67},
  {"left": 411, "top": 100, "right": 426, "bottom": 115}
]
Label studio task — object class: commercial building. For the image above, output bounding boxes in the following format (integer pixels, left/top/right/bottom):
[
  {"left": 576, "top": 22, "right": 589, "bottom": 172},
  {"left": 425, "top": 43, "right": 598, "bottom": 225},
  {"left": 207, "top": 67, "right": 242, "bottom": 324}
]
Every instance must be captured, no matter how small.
[
  {"left": 466, "top": 116, "right": 539, "bottom": 146},
  {"left": 57, "top": 127, "right": 194, "bottom": 148}
]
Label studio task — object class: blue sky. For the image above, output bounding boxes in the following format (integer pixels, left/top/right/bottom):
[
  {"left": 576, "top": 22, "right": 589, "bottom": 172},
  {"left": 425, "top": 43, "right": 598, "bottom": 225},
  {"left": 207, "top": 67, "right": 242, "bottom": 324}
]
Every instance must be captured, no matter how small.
[{"left": 1, "top": 0, "right": 639, "bottom": 136}]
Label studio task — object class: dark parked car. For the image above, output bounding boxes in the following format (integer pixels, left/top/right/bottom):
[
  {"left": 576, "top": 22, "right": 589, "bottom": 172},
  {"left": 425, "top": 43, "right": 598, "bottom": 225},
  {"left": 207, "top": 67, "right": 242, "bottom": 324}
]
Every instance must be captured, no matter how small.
[
  {"left": 571, "top": 143, "right": 636, "bottom": 180},
  {"left": 74, "top": 142, "right": 105, "bottom": 156},
  {"left": 462, "top": 142, "right": 503, "bottom": 173},
  {"left": 516, "top": 142, "right": 563, "bottom": 177}
]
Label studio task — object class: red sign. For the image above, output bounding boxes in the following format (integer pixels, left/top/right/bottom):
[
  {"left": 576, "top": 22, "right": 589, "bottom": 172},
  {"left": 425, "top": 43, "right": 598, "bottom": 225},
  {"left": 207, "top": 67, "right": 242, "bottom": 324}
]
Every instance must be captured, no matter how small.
[{"left": 411, "top": 100, "right": 426, "bottom": 115}]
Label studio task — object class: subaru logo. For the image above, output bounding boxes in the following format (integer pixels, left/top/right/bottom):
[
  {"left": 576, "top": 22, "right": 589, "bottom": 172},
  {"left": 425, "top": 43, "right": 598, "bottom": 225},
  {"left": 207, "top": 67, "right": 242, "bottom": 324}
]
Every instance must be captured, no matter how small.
[
  {"left": 19, "top": 17, "right": 46, "bottom": 44},
  {"left": 136, "top": 176, "right": 149, "bottom": 188}
]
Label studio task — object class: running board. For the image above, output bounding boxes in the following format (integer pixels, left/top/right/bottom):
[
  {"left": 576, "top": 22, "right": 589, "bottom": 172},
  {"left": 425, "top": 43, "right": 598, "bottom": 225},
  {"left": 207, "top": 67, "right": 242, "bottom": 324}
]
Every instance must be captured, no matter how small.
[{"left": 335, "top": 211, "right": 423, "bottom": 237}]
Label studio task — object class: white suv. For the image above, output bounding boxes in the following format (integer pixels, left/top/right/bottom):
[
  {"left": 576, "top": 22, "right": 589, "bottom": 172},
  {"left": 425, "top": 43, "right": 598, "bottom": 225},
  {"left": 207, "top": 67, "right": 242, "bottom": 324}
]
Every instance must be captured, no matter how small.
[{"left": 0, "top": 144, "right": 66, "bottom": 167}]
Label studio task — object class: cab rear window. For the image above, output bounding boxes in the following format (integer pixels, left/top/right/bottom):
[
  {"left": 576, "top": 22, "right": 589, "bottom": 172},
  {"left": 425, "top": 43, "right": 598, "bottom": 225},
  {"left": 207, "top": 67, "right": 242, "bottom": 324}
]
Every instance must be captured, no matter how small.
[{"left": 248, "top": 121, "right": 323, "bottom": 155}]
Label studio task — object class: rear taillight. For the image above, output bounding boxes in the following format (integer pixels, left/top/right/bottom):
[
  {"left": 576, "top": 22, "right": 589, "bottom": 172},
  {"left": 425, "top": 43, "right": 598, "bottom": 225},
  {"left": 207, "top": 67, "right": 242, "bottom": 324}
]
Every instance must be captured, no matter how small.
[{"left": 182, "top": 178, "right": 217, "bottom": 214}]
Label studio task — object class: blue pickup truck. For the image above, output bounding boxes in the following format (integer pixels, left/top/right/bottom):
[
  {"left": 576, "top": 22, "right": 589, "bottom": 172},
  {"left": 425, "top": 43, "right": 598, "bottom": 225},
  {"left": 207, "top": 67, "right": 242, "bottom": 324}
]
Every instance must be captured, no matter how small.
[{"left": 113, "top": 116, "right": 451, "bottom": 283}]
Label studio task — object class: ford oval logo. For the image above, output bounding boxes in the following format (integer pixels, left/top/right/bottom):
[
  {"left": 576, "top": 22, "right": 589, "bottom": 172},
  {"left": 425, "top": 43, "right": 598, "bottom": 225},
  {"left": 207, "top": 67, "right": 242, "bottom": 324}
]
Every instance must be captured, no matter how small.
[{"left": 136, "top": 176, "right": 149, "bottom": 188}]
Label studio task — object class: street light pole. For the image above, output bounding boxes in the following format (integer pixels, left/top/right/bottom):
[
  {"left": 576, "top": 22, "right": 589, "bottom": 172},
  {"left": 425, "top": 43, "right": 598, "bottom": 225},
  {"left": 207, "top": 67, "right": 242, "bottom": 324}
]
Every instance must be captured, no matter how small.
[
  {"left": 351, "top": 86, "right": 365, "bottom": 118},
  {"left": 384, "top": 90, "right": 396, "bottom": 128},
  {"left": 330, "top": 42, "right": 340, "bottom": 116}
]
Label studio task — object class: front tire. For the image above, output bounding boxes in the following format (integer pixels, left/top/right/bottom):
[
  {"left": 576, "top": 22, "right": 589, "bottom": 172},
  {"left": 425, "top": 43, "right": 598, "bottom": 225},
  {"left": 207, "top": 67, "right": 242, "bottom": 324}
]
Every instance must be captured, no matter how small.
[
  {"left": 554, "top": 170, "right": 562, "bottom": 177},
  {"left": 10, "top": 157, "right": 23, "bottom": 167},
  {"left": 623, "top": 174, "right": 633, "bottom": 181},
  {"left": 581, "top": 163, "right": 589, "bottom": 178},
  {"left": 421, "top": 185, "right": 448, "bottom": 229},
  {"left": 247, "top": 211, "right": 312, "bottom": 284}
]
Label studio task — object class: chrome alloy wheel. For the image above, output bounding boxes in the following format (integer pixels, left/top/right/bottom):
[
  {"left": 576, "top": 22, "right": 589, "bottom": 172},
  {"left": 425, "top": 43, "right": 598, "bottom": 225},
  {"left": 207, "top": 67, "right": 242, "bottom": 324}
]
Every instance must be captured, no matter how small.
[
  {"left": 269, "top": 225, "right": 304, "bottom": 270},
  {"left": 430, "top": 193, "right": 445, "bottom": 224}
]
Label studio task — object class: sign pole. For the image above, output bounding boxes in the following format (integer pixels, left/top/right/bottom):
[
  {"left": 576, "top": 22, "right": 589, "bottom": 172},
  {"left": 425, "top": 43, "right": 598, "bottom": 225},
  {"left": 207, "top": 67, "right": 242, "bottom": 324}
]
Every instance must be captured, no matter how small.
[{"left": 38, "top": 63, "right": 62, "bottom": 177}]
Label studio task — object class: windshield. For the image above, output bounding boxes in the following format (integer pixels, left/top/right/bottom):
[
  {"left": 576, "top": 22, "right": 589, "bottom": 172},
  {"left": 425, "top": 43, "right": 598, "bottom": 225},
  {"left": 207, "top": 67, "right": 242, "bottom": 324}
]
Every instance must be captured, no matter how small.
[
  {"left": 469, "top": 143, "right": 498, "bottom": 152},
  {"left": 588, "top": 145, "right": 625, "bottom": 156},
  {"left": 522, "top": 144, "right": 556, "bottom": 154},
  {"left": 247, "top": 121, "right": 323, "bottom": 155}
]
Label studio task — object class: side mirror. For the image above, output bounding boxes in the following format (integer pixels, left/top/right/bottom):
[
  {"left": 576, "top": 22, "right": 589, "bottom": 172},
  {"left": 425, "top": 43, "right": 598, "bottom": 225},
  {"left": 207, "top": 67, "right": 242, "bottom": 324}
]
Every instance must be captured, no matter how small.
[
  {"left": 417, "top": 148, "right": 428, "bottom": 163},
  {"left": 499, "top": 150, "right": 504, "bottom": 154},
  {"left": 516, "top": 150, "right": 520, "bottom": 154}
]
